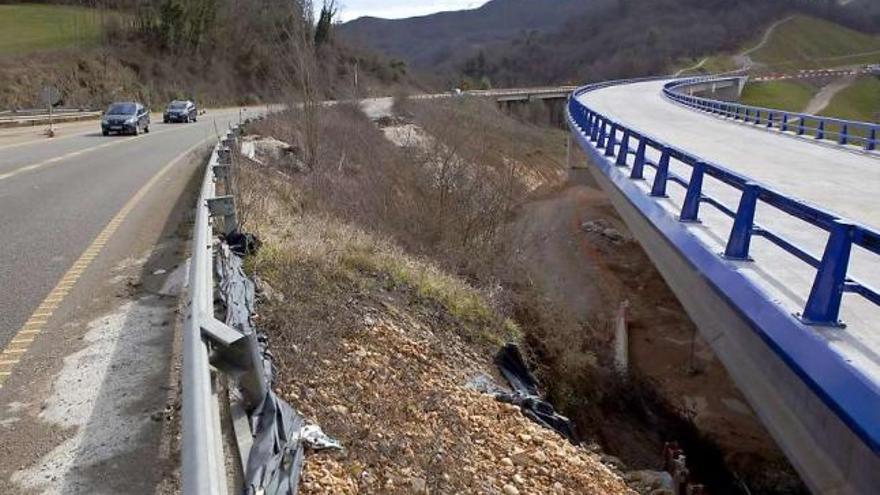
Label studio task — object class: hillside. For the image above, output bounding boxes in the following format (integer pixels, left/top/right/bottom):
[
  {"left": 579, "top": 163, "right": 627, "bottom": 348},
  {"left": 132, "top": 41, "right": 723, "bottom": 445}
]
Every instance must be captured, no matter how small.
[
  {"left": 340, "top": 0, "right": 880, "bottom": 88},
  {"left": 751, "top": 15, "right": 880, "bottom": 69},
  {"left": 339, "top": 0, "right": 589, "bottom": 69},
  {"left": 0, "top": 3, "right": 111, "bottom": 55},
  {"left": 0, "top": 1, "right": 414, "bottom": 108},
  {"left": 341, "top": 0, "right": 796, "bottom": 87},
  {"left": 821, "top": 76, "right": 880, "bottom": 122}
]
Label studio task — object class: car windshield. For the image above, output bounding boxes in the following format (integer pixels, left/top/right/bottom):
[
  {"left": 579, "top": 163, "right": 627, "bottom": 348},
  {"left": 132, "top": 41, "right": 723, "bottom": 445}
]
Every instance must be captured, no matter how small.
[
  {"left": 106, "top": 103, "right": 136, "bottom": 115},
  {"left": 169, "top": 102, "right": 188, "bottom": 110}
]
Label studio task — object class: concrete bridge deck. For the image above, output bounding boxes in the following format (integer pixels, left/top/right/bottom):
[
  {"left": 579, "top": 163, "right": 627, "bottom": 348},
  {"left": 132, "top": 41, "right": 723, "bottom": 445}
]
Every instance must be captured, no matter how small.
[{"left": 571, "top": 79, "right": 880, "bottom": 494}]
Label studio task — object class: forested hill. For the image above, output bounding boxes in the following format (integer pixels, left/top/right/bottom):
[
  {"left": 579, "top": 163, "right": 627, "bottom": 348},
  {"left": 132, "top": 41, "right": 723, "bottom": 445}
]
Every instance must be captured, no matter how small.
[
  {"left": 338, "top": 0, "right": 588, "bottom": 69},
  {"left": 339, "top": 0, "right": 880, "bottom": 88}
]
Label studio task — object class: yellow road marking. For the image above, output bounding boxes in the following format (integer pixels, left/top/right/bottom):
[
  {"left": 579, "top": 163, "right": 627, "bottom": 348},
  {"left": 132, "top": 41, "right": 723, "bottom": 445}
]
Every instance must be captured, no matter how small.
[{"left": 0, "top": 134, "right": 215, "bottom": 390}]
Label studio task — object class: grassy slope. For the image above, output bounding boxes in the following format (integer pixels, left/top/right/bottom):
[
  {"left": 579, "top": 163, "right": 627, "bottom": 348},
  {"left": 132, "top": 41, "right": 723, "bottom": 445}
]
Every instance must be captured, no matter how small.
[
  {"left": 739, "top": 80, "right": 818, "bottom": 112},
  {"left": 751, "top": 15, "right": 880, "bottom": 70},
  {"left": 678, "top": 14, "right": 880, "bottom": 74},
  {"left": 0, "top": 4, "right": 108, "bottom": 55},
  {"left": 820, "top": 76, "right": 880, "bottom": 123}
]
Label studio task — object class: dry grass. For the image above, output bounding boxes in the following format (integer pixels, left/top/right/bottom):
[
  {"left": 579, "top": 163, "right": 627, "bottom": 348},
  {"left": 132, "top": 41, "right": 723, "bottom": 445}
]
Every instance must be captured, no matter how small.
[{"left": 233, "top": 158, "right": 634, "bottom": 494}]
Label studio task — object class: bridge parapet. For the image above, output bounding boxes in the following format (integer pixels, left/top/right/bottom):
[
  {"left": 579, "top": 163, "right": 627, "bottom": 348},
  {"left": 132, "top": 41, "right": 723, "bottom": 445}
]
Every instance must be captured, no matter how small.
[{"left": 664, "top": 77, "right": 879, "bottom": 152}]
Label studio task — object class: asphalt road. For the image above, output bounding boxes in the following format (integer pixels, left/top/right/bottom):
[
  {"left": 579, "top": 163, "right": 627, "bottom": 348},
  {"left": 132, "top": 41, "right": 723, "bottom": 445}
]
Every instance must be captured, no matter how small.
[{"left": 0, "top": 110, "right": 248, "bottom": 351}]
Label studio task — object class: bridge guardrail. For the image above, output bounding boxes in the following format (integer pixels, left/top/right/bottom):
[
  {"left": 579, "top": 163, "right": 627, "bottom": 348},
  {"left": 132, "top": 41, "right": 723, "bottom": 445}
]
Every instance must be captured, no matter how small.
[
  {"left": 663, "top": 77, "right": 879, "bottom": 151},
  {"left": 566, "top": 79, "right": 880, "bottom": 453},
  {"left": 569, "top": 80, "right": 880, "bottom": 326}
]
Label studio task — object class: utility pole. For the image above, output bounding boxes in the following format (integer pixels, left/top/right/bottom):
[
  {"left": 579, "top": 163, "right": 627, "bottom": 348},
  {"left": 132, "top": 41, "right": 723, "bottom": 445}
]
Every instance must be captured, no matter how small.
[{"left": 353, "top": 60, "right": 359, "bottom": 99}]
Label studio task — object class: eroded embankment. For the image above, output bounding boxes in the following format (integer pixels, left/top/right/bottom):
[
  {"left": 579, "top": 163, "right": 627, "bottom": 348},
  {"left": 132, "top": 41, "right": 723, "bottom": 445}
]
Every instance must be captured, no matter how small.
[
  {"left": 234, "top": 159, "right": 634, "bottom": 494},
  {"left": 235, "top": 95, "right": 805, "bottom": 494}
]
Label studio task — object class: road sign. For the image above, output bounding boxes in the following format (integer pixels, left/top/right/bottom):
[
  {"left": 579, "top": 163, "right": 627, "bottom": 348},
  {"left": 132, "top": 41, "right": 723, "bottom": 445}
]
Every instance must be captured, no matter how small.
[{"left": 38, "top": 86, "right": 61, "bottom": 107}]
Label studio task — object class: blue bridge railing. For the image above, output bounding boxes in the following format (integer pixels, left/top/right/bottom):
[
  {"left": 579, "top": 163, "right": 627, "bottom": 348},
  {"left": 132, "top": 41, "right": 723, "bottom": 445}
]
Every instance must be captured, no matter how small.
[
  {"left": 567, "top": 81, "right": 880, "bottom": 326},
  {"left": 663, "top": 78, "right": 879, "bottom": 151}
]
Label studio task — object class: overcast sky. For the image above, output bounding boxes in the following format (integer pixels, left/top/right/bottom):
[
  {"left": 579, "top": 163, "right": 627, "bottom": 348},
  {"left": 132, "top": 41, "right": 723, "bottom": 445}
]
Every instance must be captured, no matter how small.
[{"left": 330, "top": 1, "right": 490, "bottom": 22}]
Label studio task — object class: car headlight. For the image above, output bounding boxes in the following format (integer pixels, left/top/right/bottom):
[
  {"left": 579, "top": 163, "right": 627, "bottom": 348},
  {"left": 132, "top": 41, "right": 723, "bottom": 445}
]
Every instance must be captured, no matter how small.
[
  {"left": 101, "top": 118, "right": 109, "bottom": 124},
  {"left": 126, "top": 117, "right": 137, "bottom": 124}
]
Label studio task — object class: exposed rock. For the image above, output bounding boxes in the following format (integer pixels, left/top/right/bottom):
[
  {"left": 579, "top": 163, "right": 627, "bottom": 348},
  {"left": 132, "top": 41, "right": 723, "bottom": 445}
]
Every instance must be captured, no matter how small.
[{"left": 581, "top": 219, "right": 632, "bottom": 244}]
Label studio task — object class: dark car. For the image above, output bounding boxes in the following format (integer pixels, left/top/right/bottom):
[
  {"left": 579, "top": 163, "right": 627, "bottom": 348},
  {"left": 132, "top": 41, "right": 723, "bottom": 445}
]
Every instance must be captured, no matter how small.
[
  {"left": 101, "top": 102, "right": 150, "bottom": 136},
  {"left": 163, "top": 100, "right": 197, "bottom": 123}
]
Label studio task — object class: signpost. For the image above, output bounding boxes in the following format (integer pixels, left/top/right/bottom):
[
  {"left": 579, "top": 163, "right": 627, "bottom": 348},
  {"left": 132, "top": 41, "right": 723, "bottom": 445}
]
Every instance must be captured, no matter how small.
[{"left": 38, "top": 86, "right": 61, "bottom": 137}]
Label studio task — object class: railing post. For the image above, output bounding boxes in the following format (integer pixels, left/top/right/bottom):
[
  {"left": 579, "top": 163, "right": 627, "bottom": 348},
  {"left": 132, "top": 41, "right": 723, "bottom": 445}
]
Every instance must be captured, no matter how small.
[
  {"left": 735, "top": 106, "right": 741, "bottom": 121},
  {"left": 744, "top": 108, "right": 751, "bottom": 123},
  {"left": 597, "top": 120, "right": 607, "bottom": 147},
  {"left": 868, "top": 127, "right": 878, "bottom": 151},
  {"left": 797, "top": 117, "right": 806, "bottom": 135},
  {"left": 650, "top": 147, "right": 671, "bottom": 197},
  {"left": 605, "top": 123, "right": 618, "bottom": 157},
  {"left": 766, "top": 112, "right": 775, "bottom": 129},
  {"left": 591, "top": 116, "right": 601, "bottom": 142},
  {"left": 801, "top": 220, "right": 854, "bottom": 326},
  {"left": 680, "top": 162, "right": 705, "bottom": 222},
  {"left": 724, "top": 183, "right": 760, "bottom": 260},
  {"left": 631, "top": 138, "right": 647, "bottom": 179},
  {"left": 838, "top": 124, "right": 849, "bottom": 145},
  {"left": 755, "top": 109, "right": 762, "bottom": 126},
  {"left": 616, "top": 128, "right": 631, "bottom": 166},
  {"left": 781, "top": 114, "right": 789, "bottom": 132},
  {"left": 816, "top": 120, "right": 825, "bottom": 140}
]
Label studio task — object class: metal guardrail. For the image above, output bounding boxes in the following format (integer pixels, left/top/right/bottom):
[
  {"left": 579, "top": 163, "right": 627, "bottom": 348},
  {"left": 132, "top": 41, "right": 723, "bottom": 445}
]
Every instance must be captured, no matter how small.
[
  {"left": 567, "top": 79, "right": 880, "bottom": 326},
  {"left": 0, "top": 107, "right": 99, "bottom": 118},
  {"left": 183, "top": 126, "right": 270, "bottom": 495},
  {"left": 663, "top": 77, "right": 879, "bottom": 151},
  {"left": 182, "top": 130, "right": 232, "bottom": 495}
]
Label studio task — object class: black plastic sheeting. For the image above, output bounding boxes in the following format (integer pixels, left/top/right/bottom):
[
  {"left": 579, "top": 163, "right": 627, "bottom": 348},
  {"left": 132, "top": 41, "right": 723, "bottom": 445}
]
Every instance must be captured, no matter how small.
[
  {"left": 215, "top": 239, "right": 338, "bottom": 495},
  {"left": 494, "top": 344, "right": 577, "bottom": 442}
]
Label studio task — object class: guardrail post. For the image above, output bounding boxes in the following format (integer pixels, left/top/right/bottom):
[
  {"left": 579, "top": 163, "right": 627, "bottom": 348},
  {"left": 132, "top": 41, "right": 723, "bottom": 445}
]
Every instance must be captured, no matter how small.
[
  {"left": 631, "top": 138, "right": 647, "bottom": 179},
  {"left": 816, "top": 120, "right": 825, "bottom": 140},
  {"left": 616, "top": 129, "right": 631, "bottom": 166},
  {"left": 605, "top": 124, "right": 618, "bottom": 157},
  {"left": 597, "top": 120, "right": 608, "bottom": 148},
  {"left": 801, "top": 220, "right": 854, "bottom": 326},
  {"left": 650, "top": 148, "right": 670, "bottom": 197},
  {"left": 868, "top": 127, "right": 878, "bottom": 151},
  {"left": 591, "top": 116, "right": 601, "bottom": 142},
  {"left": 680, "top": 162, "right": 705, "bottom": 222},
  {"left": 767, "top": 112, "right": 775, "bottom": 129},
  {"left": 724, "top": 183, "right": 759, "bottom": 260},
  {"left": 583, "top": 111, "right": 593, "bottom": 134},
  {"left": 838, "top": 124, "right": 849, "bottom": 145},
  {"left": 797, "top": 117, "right": 806, "bottom": 135},
  {"left": 754, "top": 109, "right": 762, "bottom": 126},
  {"left": 734, "top": 106, "right": 741, "bottom": 121},
  {"left": 207, "top": 196, "right": 238, "bottom": 236},
  {"left": 781, "top": 114, "right": 789, "bottom": 132},
  {"left": 744, "top": 108, "right": 751, "bottom": 123}
]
